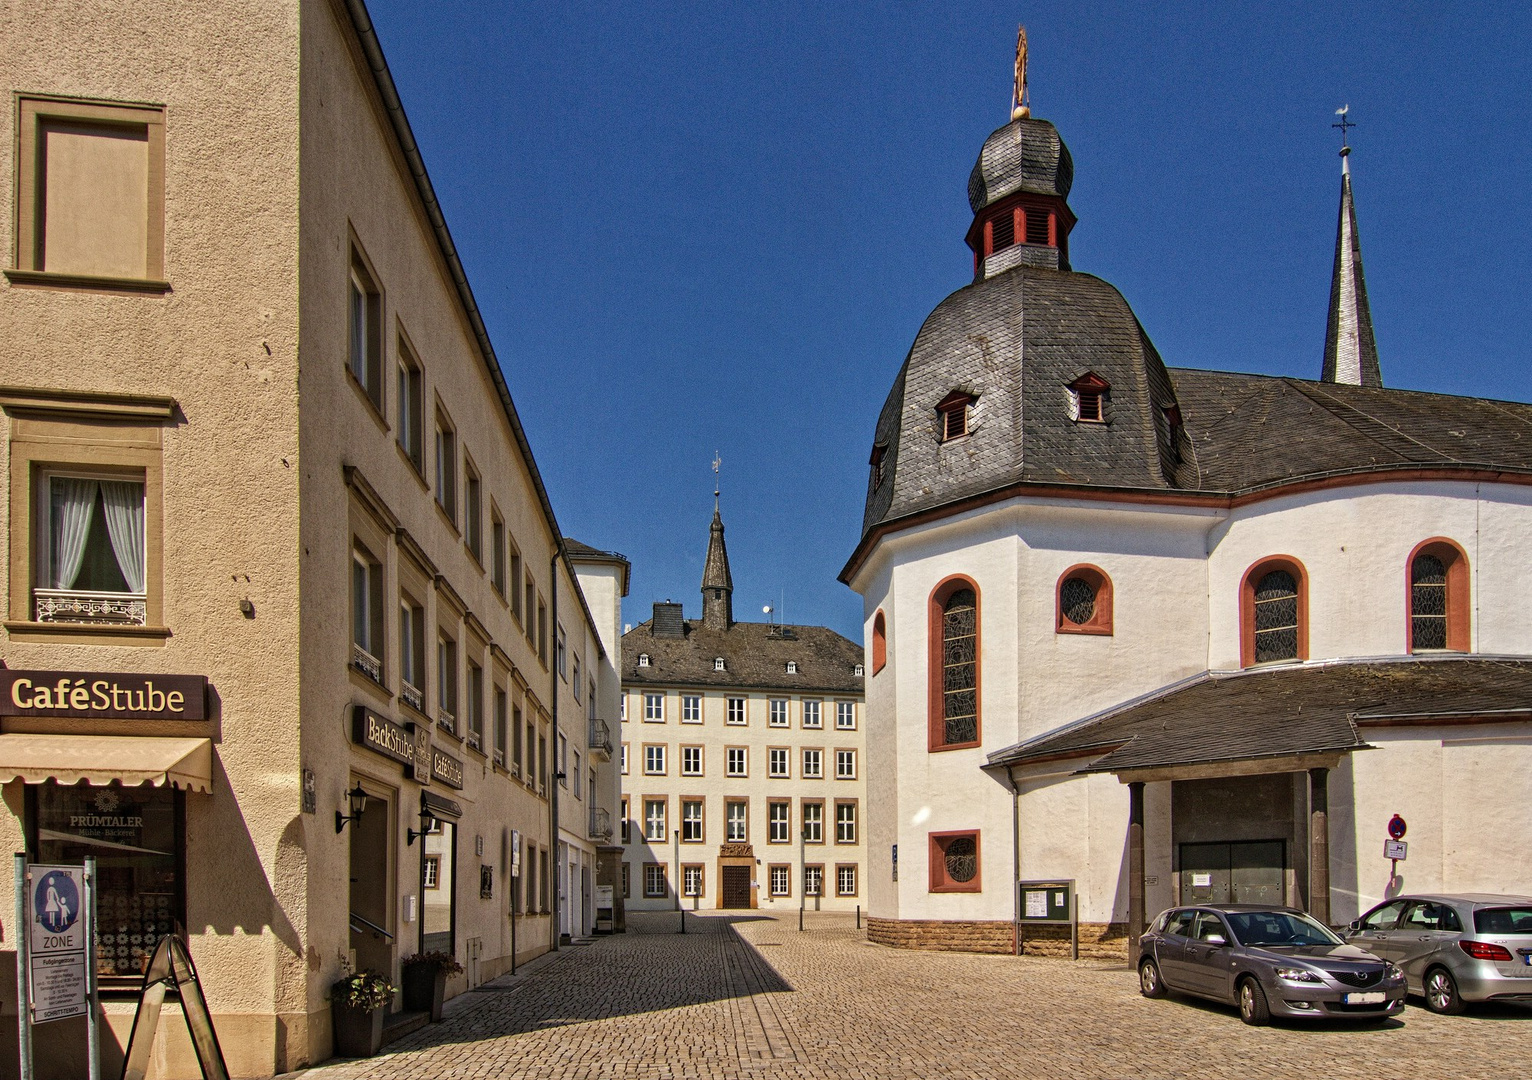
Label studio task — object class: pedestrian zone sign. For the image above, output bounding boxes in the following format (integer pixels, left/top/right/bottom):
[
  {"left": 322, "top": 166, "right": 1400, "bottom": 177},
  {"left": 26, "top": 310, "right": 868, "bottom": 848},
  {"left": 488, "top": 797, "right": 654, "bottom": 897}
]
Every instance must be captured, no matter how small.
[{"left": 28, "top": 864, "right": 88, "bottom": 1023}]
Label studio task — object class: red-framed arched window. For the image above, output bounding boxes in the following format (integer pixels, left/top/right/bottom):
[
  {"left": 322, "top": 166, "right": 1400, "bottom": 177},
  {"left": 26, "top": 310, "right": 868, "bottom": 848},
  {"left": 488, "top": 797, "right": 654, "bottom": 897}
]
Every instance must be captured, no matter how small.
[
  {"left": 1240, "top": 556, "right": 1308, "bottom": 667},
  {"left": 928, "top": 576, "right": 980, "bottom": 751},
  {"left": 1407, "top": 538, "right": 1470, "bottom": 653},
  {"left": 1056, "top": 564, "right": 1113, "bottom": 635},
  {"left": 928, "top": 830, "right": 982, "bottom": 893},
  {"left": 871, "top": 610, "right": 887, "bottom": 675}
]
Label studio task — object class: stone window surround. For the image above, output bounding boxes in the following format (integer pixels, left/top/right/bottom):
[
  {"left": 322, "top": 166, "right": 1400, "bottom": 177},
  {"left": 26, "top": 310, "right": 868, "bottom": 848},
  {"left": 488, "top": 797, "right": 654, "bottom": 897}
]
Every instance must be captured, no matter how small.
[
  {"left": 1406, "top": 537, "right": 1470, "bottom": 653},
  {"left": 680, "top": 743, "right": 704, "bottom": 776},
  {"left": 1055, "top": 563, "right": 1113, "bottom": 636},
  {"left": 8, "top": 94, "right": 167, "bottom": 292},
  {"left": 1239, "top": 554, "right": 1309, "bottom": 668},
  {"left": 834, "top": 799, "right": 858, "bottom": 844},
  {"left": 928, "top": 829, "right": 982, "bottom": 894},
  {"left": 835, "top": 863, "right": 858, "bottom": 897},
  {"left": 5, "top": 394, "right": 171, "bottom": 644}
]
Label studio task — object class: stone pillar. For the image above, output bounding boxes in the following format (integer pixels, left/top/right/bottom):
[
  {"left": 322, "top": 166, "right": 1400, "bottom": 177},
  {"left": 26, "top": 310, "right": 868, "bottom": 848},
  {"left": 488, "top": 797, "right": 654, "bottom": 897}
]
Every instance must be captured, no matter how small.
[
  {"left": 1309, "top": 768, "right": 1331, "bottom": 927},
  {"left": 1127, "top": 780, "right": 1146, "bottom": 949}
]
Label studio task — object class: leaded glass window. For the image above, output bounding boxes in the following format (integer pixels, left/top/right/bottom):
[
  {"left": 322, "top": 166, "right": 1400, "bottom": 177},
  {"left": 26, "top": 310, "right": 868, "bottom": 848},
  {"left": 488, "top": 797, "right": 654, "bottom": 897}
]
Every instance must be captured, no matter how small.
[
  {"left": 944, "top": 836, "right": 977, "bottom": 883},
  {"left": 1060, "top": 577, "right": 1096, "bottom": 625},
  {"left": 941, "top": 588, "right": 978, "bottom": 744},
  {"left": 1252, "top": 570, "right": 1299, "bottom": 663},
  {"left": 1411, "top": 553, "right": 1447, "bottom": 650}
]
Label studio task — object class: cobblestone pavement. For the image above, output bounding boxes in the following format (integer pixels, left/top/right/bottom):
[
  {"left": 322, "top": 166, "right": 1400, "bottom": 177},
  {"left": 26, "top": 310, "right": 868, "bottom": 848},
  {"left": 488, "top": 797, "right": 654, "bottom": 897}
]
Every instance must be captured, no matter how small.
[{"left": 296, "top": 911, "right": 1529, "bottom": 1080}]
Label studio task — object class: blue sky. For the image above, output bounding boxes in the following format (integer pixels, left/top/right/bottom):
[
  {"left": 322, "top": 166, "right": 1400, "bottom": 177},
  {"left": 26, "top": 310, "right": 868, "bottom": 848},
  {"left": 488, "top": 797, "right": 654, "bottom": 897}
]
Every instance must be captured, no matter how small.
[{"left": 365, "top": 1, "right": 1531, "bottom": 641}]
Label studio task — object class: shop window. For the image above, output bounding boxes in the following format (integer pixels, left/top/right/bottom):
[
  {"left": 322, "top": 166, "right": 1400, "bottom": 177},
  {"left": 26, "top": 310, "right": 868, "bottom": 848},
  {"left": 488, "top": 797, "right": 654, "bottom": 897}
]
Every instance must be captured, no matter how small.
[
  {"left": 421, "top": 811, "right": 458, "bottom": 952},
  {"left": 1240, "top": 556, "right": 1308, "bottom": 667},
  {"left": 12, "top": 96, "right": 166, "bottom": 285},
  {"left": 1055, "top": 564, "right": 1113, "bottom": 635},
  {"left": 929, "top": 830, "right": 982, "bottom": 893},
  {"left": 34, "top": 472, "right": 148, "bottom": 626},
  {"left": 872, "top": 610, "right": 887, "bottom": 674},
  {"left": 928, "top": 577, "right": 980, "bottom": 750},
  {"left": 1408, "top": 539, "right": 1469, "bottom": 652},
  {"left": 30, "top": 782, "right": 183, "bottom": 986}
]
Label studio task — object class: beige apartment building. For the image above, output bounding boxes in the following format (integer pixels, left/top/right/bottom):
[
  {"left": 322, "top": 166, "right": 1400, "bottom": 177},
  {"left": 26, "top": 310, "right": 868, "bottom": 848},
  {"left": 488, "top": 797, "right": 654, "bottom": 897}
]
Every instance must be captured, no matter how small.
[
  {"left": 0, "top": 2, "right": 620, "bottom": 1077},
  {"left": 620, "top": 506, "right": 866, "bottom": 912}
]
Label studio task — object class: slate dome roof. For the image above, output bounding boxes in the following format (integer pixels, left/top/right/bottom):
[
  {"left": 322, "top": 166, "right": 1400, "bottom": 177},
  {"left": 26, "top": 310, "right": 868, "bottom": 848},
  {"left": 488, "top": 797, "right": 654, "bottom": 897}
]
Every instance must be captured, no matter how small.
[{"left": 968, "top": 117, "right": 1074, "bottom": 212}]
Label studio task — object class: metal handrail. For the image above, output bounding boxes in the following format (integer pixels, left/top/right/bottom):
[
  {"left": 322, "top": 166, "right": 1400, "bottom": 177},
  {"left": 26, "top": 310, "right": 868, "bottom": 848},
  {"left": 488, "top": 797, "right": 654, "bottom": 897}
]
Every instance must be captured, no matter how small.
[{"left": 349, "top": 911, "right": 394, "bottom": 940}]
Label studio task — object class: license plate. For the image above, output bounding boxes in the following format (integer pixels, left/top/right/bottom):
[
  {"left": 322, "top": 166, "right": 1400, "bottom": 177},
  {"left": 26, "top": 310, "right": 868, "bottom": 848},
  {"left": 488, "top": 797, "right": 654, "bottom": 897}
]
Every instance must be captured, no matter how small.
[{"left": 1344, "top": 992, "right": 1386, "bottom": 1005}]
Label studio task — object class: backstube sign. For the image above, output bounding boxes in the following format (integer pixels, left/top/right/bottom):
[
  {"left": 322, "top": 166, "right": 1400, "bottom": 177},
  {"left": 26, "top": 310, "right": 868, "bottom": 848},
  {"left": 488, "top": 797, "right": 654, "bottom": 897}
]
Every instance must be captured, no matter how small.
[{"left": 1, "top": 670, "right": 207, "bottom": 720}]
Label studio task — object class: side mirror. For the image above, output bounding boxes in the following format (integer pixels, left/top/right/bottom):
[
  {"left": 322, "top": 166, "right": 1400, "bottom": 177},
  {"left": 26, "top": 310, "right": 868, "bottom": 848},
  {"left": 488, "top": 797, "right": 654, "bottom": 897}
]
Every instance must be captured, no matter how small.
[
  {"left": 1347, "top": 920, "right": 1362, "bottom": 933},
  {"left": 1205, "top": 933, "right": 1228, "bottom": 947}
]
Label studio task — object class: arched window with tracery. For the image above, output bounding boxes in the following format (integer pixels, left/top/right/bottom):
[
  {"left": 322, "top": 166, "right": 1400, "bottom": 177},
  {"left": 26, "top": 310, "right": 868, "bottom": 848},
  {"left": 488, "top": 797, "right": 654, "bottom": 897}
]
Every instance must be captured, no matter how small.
[
  {"left": 1056, "top": 564, "right": 1113, "bottom": 635},
  {"left": 928, "top": 577, "right": 980, "bottom": 751},
  {"left": 1240, "top": 556, "right": 1308, "bottom": 667},
  {"left": 929, "top": 830, "right": 982, "bottom": 892},
  {"left": 871, "top": 610, "right": 887, "bottom": 674},
  {"left": 1408, "top": 539, "right": 1469, "bottom": 653}
]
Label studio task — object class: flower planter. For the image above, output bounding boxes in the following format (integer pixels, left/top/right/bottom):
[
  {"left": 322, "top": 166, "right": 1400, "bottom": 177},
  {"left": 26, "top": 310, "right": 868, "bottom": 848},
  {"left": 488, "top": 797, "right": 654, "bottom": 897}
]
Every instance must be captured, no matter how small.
[
  {"left": 402, "top": 965, "right": 447, "bottom": 1021},
  {"left": 332, "top": 1002, "right": 385, "bottom": 1058}
]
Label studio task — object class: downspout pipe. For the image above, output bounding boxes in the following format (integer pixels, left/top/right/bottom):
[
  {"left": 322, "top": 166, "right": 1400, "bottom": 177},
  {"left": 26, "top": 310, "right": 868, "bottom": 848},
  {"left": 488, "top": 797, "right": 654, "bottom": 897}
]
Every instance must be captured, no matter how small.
[
  {"left": 550, "top": 544, "right": 562, "bottom": 950},
  {"left": 1009, "top": 766, "right": 1021, "bottom": 956}
]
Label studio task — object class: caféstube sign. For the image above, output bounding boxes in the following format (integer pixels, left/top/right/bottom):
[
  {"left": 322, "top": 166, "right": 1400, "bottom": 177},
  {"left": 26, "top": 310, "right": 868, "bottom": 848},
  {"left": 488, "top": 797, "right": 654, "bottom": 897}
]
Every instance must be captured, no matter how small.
[{"left": 0, "top": 670, "right": 207, "bottom": 720}]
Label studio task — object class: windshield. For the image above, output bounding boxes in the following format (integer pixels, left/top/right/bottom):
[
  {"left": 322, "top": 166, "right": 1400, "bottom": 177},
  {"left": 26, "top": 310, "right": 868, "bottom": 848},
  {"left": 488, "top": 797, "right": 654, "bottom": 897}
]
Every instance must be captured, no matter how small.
[
  {"left": 1225, "top": 910, "right": 1343, "bottom": 947},
  {"left": 1475, "top": 908, "right": 1532, "bottom": 934}
]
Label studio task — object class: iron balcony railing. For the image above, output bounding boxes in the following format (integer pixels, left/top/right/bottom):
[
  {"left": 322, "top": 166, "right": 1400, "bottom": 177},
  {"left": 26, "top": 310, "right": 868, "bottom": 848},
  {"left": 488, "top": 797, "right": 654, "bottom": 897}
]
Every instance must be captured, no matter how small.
[
  {"left": 34, "top": 588, "right": 147, "bottom": 626},
  {"left": 401, "top": 680, "right": 424, "bottom": 712},
  {"left": 351, "top": 642, "right": 382, "bottom": 683},
  {"left": 588, "top": 807, "right": 612, "bottom": 840},
  {"left": 588, "top": 718, "right": 613, "bottom": 758}
]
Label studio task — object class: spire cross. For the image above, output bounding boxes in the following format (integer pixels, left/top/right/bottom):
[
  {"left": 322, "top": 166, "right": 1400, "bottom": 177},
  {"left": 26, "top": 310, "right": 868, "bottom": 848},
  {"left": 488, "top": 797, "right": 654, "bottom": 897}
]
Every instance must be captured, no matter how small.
[{"left": 1333, "top": 105, "right": 1355, "bottom": 153}]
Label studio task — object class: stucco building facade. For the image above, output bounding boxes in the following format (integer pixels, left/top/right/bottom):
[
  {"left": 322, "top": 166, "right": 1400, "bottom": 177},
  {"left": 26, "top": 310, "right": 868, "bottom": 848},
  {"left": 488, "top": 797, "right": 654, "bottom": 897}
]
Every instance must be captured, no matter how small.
[
  {"left": 619, "top": 506, "right": 866, "bottom": 912},
  {"left": 0, "top": 1, "right": 617, "bottom": 1076},
  {"left": 842, "top": 67, "right": 1532, "bottom": 958}
]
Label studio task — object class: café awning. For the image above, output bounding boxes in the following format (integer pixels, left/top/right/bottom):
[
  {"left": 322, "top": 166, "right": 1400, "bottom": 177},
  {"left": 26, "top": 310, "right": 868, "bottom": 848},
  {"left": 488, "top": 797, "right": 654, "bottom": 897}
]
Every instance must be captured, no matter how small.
[{"left": 0, "top": 734, "right": 214, "bottom": 792}]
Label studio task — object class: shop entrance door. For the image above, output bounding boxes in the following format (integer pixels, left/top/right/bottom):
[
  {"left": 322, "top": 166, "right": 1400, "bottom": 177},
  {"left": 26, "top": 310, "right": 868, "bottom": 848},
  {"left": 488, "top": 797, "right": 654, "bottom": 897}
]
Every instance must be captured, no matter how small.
[
  {"left": 348, "top": 790, "right": 393, "bottom": 978},
  {"left": 1178, "top": 841, "right": 1285, "bottom": 906},
  {"left": 721, "top": 866, "right": 751, "bottom": 908}
]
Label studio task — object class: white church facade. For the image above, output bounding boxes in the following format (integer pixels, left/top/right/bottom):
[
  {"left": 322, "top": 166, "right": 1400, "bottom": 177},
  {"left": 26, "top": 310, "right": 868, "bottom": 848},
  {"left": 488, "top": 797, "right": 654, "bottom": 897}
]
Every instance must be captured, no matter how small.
[{"left": 842, "top": 79, "right": 1532, "bottom": 957}]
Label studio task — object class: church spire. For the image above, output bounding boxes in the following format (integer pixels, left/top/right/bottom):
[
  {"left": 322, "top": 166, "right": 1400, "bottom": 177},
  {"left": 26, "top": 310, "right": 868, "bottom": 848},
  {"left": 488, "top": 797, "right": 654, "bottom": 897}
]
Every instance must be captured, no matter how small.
[
  {"left": 701, "top": 458, "right": 733, "bottom": 630},
  {"left": 1321, "top": 107, "right": 1382, "bottom": 386}
]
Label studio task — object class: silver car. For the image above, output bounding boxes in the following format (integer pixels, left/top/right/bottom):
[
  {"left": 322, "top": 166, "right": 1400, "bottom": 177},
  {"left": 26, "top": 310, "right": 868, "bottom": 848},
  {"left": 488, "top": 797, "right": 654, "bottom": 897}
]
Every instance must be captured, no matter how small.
[
  {"left": 1138, "top": 905, "right": 1406, "bottom": 1025},
  {"left": 1345, "top": 894, "right": 1532, "bottom": 1013}
]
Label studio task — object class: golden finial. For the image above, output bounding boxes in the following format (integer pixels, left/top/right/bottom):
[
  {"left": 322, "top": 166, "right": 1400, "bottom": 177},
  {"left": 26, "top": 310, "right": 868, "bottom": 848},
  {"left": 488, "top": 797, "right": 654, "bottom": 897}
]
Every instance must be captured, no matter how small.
[{"left": 1011, "top": 24, "right": 1030, "bottom": 121}]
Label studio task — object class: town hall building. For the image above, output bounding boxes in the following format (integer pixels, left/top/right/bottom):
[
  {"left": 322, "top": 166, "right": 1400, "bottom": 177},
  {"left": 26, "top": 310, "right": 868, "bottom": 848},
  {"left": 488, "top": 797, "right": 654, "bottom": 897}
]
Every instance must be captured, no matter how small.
[{"left": 841, "top": 60, "right": 1532, "bottom": 958}]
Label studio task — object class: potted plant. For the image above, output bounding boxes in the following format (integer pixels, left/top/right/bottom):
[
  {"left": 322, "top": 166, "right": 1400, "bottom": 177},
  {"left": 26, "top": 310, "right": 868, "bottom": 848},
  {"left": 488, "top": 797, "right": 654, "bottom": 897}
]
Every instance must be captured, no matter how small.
[
  {"left": 331, "top": 970, "right": 395, "bottom": 1058},
  {"left": 400, "top": 951, "right": 463, "bottom": 1021}
]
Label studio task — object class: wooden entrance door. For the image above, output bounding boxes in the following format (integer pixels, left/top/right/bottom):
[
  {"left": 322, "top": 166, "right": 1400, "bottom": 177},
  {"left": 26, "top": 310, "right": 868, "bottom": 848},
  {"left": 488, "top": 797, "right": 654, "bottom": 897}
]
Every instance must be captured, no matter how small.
[{"left": 721, "top": 865, "right": 752, "bottom": 908}]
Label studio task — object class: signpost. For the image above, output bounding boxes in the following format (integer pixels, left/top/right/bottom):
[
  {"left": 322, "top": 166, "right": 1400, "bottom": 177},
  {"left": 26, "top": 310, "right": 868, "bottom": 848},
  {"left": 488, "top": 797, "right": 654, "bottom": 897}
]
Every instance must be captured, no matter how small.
[
  {"left": 15, "top": 854, "right": 101, "bottom": 1080},
  {"left": 1386, "top": 815, "right": 1408, "bottom": 879}
]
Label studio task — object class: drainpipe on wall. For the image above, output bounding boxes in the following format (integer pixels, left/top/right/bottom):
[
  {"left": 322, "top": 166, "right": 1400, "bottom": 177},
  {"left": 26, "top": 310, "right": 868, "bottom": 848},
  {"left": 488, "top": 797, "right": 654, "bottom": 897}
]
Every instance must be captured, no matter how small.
[
  {"left": 1009, "top": 766, "right": 1021, "bottom": 957},
  {"left": 550, "top": 544, "right": 562, "bottom": 951}
]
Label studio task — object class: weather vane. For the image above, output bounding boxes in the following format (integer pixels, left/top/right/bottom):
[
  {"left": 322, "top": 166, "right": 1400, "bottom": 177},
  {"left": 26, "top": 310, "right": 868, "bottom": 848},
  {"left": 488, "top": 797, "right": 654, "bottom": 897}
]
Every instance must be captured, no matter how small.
[
  {"left": 1011, "top": 24, "right": 1030, "bottom": 121},
  {"left": 1333, "top": 105, "right": 1355, "bottom": 157}
]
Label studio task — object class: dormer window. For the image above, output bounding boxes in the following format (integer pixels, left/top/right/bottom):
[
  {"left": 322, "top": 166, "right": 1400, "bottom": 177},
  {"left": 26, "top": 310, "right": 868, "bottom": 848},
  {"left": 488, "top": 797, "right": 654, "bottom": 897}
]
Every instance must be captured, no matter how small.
[
  {"left": 853, "top": 663, "right": 864, "bottom": 677},
  {"left": 714, "top": 657, "right": 726, "bottom": 672},
  {"left": 936, "top": 391, "right": 976, "bottom": 442},
  {"left": 637, "top": 653, "right": 650, "bottom": 668},
  {"left": 869, "top": 443, "right": 887, "bottom": 489},
  {"left": 1068, "top": 373, "right": 1110, "bottom": 424},
  {"left": 786, "top": 661, "right": 798, "bottom": 674}
]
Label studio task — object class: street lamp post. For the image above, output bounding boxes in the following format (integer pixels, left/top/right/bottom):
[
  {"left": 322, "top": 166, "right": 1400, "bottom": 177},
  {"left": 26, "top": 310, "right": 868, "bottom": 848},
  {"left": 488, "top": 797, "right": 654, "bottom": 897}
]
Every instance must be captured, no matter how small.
[
  {"left": 799, "top": 827, "right": 806, "bottom": 932},
  {"left": 674, "top": 828, "right": 685, "bottom": 934}
]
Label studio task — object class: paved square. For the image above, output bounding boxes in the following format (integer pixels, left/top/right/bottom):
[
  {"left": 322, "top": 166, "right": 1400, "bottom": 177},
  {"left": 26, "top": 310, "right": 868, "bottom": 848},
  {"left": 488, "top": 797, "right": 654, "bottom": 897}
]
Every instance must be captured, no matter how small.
[{"left": 296, "top": 912, "right": 1529, "bottom": 1079}]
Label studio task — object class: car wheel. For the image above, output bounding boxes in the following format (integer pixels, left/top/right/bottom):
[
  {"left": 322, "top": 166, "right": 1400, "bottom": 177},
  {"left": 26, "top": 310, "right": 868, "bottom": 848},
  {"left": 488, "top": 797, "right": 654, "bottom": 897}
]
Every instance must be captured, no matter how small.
[
  {"left": 1139, "top": 959, "right": 1168, "bottom": 999},
  {"left": 1424, "top": 966, "right": 1466, "bottom": 1015},
  {"left": 1238, "top": 977, "right": 1271, "bottom": 1026}
]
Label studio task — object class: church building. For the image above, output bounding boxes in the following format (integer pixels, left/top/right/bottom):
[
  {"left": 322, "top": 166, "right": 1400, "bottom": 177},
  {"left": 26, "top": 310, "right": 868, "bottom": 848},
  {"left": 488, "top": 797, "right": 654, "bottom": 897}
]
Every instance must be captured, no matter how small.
[{"left": 841, "top": 60, "right": 1532, "bottom": 957}]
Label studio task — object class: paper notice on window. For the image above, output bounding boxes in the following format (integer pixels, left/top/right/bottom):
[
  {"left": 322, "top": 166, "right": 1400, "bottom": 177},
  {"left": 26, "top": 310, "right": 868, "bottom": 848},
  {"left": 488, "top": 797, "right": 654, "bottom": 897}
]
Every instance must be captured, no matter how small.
[{"left": 1024, "top": 890, "right": 1048, "bottom": 918}]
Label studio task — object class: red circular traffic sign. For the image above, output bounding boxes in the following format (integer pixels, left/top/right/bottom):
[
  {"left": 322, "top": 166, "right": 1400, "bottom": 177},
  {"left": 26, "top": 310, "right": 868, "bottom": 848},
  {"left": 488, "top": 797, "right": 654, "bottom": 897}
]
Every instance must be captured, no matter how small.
[{"left": 1388, "top": 814, "right": 1407, "bottom": 839}]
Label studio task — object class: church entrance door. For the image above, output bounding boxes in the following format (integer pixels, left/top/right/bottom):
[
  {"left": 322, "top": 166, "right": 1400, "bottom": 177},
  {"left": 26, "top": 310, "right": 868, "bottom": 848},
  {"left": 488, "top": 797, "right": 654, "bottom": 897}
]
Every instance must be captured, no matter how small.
[{"left": 1178, "top": 841, "right": 1284, "bottom": 906}]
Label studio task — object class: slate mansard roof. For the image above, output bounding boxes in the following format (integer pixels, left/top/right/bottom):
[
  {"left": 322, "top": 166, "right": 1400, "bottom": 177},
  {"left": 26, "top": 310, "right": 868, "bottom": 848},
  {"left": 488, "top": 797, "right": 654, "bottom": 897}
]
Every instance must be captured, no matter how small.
[
  {"left": 985, "top": 656, "right": 1532, "bottom": 776},
  {"left": 621, "top": 619, "right": 864, "bottom": 696},
  {"left": 846, "top": 112, "right": 1532, "bottom": 579}
]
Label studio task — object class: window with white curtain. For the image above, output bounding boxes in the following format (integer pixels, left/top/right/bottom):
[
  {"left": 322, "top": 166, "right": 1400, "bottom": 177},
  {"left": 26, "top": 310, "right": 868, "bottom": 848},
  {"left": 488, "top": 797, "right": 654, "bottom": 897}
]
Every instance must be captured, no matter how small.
[{"left": 36, "top": 473, "right": 147, "bottom": 625}]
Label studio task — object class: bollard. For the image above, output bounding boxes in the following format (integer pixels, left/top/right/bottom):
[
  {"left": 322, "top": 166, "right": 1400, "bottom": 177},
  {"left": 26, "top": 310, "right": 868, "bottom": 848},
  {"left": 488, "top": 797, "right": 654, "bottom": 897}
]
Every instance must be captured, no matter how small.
[
  {"left": 856, "top": 904, "right": 861, "bottom": 930},
  {"left": 680, "top": 907, "right": 686, "bottom": 935}
]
